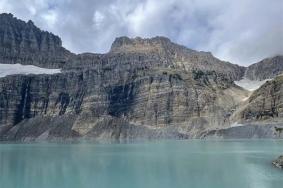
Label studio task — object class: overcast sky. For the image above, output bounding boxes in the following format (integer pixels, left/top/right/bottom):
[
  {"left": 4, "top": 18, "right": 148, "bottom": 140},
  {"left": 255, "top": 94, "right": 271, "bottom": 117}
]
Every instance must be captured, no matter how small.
[{"left": 0, "top": 0, "right": 282, "bottom": 66}]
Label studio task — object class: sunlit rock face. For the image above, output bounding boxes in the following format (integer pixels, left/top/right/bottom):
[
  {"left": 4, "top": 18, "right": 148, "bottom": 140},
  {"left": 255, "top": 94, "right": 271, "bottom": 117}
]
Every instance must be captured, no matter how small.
[
  {"left": 109, "top": 36, "right": 246, "bottom": 81},
  {"left": 0, "top": 64, "right": 247, "bottom": 140},
  {"left": 0, "top": 13, "right": 282, "bottom": 140}
]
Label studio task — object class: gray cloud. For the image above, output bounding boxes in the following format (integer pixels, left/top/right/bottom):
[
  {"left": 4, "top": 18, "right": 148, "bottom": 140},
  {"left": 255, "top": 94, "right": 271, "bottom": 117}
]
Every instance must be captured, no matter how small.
[{"left": 0, "top": 0, "right": 282, "bottom": 66}]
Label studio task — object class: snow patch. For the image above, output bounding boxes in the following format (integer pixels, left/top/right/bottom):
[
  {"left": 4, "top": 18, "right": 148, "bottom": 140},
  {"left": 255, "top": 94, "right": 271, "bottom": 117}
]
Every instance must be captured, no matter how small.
[
  {"left": 235, "top": 78, "right": 271, "bottom": 91},
  {"left": 0, "top": 63, "right": 61, "bottom": 78},
  {"left": 231, "top": 122, "right": 244, "bottom": 127}
]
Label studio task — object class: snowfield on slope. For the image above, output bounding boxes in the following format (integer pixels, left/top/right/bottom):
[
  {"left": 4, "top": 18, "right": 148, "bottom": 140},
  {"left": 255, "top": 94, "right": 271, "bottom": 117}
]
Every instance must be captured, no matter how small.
[
  {"left": 0, "top": 63, "right": 61, "bottom": 78},
  {"left": 235, "top": 78, "right": 271, "bottom": 91}
]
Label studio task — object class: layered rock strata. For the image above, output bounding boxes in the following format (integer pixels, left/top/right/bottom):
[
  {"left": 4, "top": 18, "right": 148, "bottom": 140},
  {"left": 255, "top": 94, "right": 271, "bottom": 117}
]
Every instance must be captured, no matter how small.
[{"left": 1, "top": 13, "right": 282, "bottom": 140}]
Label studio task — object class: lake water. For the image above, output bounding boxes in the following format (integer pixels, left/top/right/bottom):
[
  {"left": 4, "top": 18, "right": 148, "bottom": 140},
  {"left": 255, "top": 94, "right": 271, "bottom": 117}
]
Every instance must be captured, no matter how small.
[{"left": 0, "top": 140, "right": 282, "bottom": 188}]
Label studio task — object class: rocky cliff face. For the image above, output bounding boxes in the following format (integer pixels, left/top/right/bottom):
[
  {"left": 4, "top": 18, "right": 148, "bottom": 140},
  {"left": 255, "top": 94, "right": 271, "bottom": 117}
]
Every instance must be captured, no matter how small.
[
  {"left": 0, "top": 62, "right": 247, "bottom": 140},
  {"left": 245, "top": 56, "right": 283, "bottom": 80},
  {"left": 237, "top": 75, "right": 283, "bottom": 122},
  {"left": 202, "top": 74, "right": 283, "bottom": 139},
  {"left": 0, "top": 13, "right": 281, "bottom": 141},
  {"left": 0, "top": 13, "right": 73, "bottom": 68},
  {"left": 108, "top": 36, "right": 245, "bottom": 81}
]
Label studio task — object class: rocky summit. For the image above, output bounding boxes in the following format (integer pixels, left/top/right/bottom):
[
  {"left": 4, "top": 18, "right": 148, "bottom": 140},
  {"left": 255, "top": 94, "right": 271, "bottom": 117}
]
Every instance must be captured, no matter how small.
[
  {"left": 0, "top": 13, "right": 73, "bottom": 68},
  {"left": 0, "top": 14, "right": 282, "bottom": 141}
]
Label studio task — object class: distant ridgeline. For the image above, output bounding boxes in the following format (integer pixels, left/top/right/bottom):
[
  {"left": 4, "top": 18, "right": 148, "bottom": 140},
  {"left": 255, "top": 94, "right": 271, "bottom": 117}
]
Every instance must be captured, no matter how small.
[{"left": 0, "top": 13, "right": 282, "bottom": 141}]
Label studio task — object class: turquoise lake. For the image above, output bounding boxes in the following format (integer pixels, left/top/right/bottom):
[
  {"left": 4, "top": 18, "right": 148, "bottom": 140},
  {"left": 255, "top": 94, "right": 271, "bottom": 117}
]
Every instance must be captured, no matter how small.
[{"left": 0, "top": 140, "right": 282, "bottom": 188}]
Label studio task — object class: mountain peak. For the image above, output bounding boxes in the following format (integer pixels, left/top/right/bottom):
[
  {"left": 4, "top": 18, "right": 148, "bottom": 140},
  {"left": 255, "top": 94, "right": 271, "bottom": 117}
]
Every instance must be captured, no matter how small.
[
  {"left": 27, "top": 20, "right": 35, "bottom": 26},
  {"left": 0, "top": 13, "right": 72, "bottom": 68},
  {"left": 110, "top": 36, "right": 176, "bottom": 53},
  {"left": 0, "top": 13, "right": 13, "bottom": 18},
  {"left": 0, "top": 13, "right": 62, "bottom": 47}
]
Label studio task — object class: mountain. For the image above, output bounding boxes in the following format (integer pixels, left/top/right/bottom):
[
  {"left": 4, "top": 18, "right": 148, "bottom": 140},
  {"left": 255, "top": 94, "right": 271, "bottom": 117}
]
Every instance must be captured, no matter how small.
[
  {"left": 0, "top": 13, "right": 282, "bottom": 141},
  {"left": 203, "top": 75, "right": 283, "bottom": 139},
  {"left": 202, "top": 57, "right": 283, "bottom": 139},
  {"left": 0, "top": 13, "right": 73, "bottom": 68},
  {"left": 238, "top": 75, "right": 283, "bottom": 121},
  {"left": 109, "top": 36, "right": 245, "bottom": 80},
  {"left": 245, "top": 55, "right": 283, "bottom": 80}
]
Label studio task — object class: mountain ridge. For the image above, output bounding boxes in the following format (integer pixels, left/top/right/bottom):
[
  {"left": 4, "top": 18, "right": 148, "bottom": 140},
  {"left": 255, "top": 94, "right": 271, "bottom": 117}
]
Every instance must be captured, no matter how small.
[
  {"left": 245, "top": 55, "right": 283, "bottom": 80},
  {"left": 0, "top": 13, "right": 282, "bottom": 140},
  {"left": 0, "top": 13, "right": 73, "bottom": 68}
]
